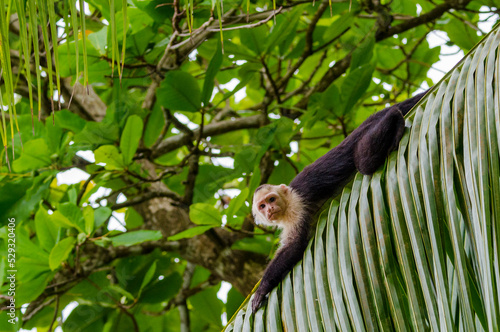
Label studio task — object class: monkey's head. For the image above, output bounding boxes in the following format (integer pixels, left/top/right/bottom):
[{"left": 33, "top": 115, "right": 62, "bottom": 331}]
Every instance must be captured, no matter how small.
[{"left": 252, "top": 184, "right": 294, "bottom": 227}]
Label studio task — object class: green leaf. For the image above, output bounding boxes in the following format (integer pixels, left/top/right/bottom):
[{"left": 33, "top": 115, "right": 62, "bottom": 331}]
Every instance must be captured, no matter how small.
[
  {"left": 62, "top": 305, "right": 107, "bottom": 332},
  {"left": 225, "top": 188, "right": 249, "bottom": 219},
  {"left": 189, "top": 203, "right": 222, "bottom": 226},
  {"left": 157, "top": 71, "right": 201, "bottom": 112},
  {"left": 120, "top": 115, "right": 143, "bottom": 165},
  {"left": 94, "top": 207, "right": 112, "bottom": 229},
  {"left": 143, "top": 104, "right": 165, "bottom": 148},
  {"left": 239, "top": 25, "right": 268, "bottom": 56},
  {"left": 231, "top": 235, "right": 274, "bottom": 255},
  {"left": 351, "top": 35, "right": 375, "bottom": 70},
  {"left": 266, "top": 8, "right": 301, "bottom": 54},
  {"left": 49, "top": 237, "right": 76, "bottom": 270},
  {"left": 444, "top": 17, "right": 481, "bottom": 51},
  {"left": 321, "top": 84, "right": 341, "bottom": 111},
  {"left": 12, "top": 139, "right": 52, "bottom": 172},
  {"left": 34, "top": 206, "right": 60, "bottom": 252},
  {"left": 125, "top": 207, "right": 144, "bottom": 228},
  {"left": 322, "top": 14, "right": 353, "bottom": 42},
  {"left": 58, "top": 202, "right": 85, "bottom": 232},
  {"left": 83, "top": 205, "right": 94, "bottom": 235},
  {"left": 94, "top": 145, "right": 125, "bottom": 170},
  {"left": 202, "top": 42, "right": 223, "bottom": 105},
  {"left": 189, "top": 287, "right": 223, "bottom": 327},
  {"left": 73, "top": 121, "right": 120, "bottom": 146},
  {"left": 17, "top": 231, "right": 50, "bottom": 263},
  {"left": 54, "top": 110, "right": 86, "bottom": 132},
  {"left": 167, "top": 225, "right": 214, "bottom": 241},
  {"left": 140, "top": 272, "right": 183, "bottom": 303},
  {"left": 16, "top": 257, "right": 52, "bottom": 304},
  {"left": 110, "top": 230, "right": 162, "bottom": 246},
  {"left": 140, "top": 261, "right": 157, "bottom": 292},
  {"left": 340, "top": 63, "right": 374, "bottom": 114},
  {"left": 226, "top": 287, "right": 245, "bottom": 321}
]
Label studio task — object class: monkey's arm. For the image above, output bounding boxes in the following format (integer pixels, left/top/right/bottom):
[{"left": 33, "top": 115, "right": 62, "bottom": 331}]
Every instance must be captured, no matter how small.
[{"left": 251, "top": 221, "right": 310, "bottom": 312}]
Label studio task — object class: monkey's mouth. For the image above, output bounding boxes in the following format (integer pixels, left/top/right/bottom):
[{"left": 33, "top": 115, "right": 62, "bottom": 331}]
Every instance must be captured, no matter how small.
[{"left": 267, "top": 210, "right": 281, "bottom": 220}]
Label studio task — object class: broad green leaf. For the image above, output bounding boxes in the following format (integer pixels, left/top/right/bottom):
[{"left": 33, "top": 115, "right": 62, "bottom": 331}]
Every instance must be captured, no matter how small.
[
  {"left": 202, "top": 42, "right": 223, "bottom": 105},
  {"left": 321, "top": 83, "right": 340, "bottom": 111},
  {"left": 16, "top": 257, "right": 52, "bottom": 304},
  {"left": 140, "top": 273, "right": 183, "bottom": 303},
  {"left": 189, "top": 203, "right": 222, "bottom": 226},
  {"left": 17, "top": 231, "right": 50, "bottom": 263},
  {"left": 139, "top": 261, "right": 157, "bottom": 292},
  {"left": 167, "top": 225, "right": 214, "bottom": 241},
  {"left": 94, "top": 145, "right": 125, "bottom": 170},
  {"left": 12, "top": 139, "right": 52, "bottom": 172},
  {"left": 189, "top": 287, "right": 223, "bottom": 327},
  {"left": 34, "top": 206, "right": 60, "bottom": 252},
  {"left": 49, "top": 237, "right": 76, "bottom": 270},
  {"left": 94, "top": 207, "right": 112, "bottom": 229},
  {"left": 226, "top": 287, "right": 245, "bottom": 320},
  {"left": 54, "top": 110, "right": 86, "bottom": 132},
  {"left": 73, "top": 121, "right": 120, "bottom": 146},
  {"left": 444, "top": 17, "right": 481, "bottom": 51},
  {"left": 240, "top": 25, "right": 268, "bottom": 56},
  {"left": 340, "top": 63, "right": 375, "bottom": 114},
  {"left": 125, "top": 207, "right": 144, "bottom": 228},
  {"left": 224, "top": 188, "right": 249, "bottom": 220},
  {"left": 62, "top": 305, "right": 107, "bottom": 332},
  {"left": 50, "top": 211, "right": 81, "bottom": 230},
  {"left": 143, "top": 104, "right": 165, "bottom": 148},
  {"left": 110, "top": 230, "right": 162, "bottom": 246},
  {"left": 120, "top": 115, "right": 143, "bottom": 165},
  {"left": 58, "top": 202, "right": 85, "bottom": 232},
  {"left": 322, "top": 14, "right": 353, "bottom": 42},
  {"left": 83, "top": 205, "right": 94, "bottom": 235},
  {"left": 157, "top": 71, "right": 201, "bottom": 112},
  {"left": 231, "top": 235, "right": 274, "bottom": 255},
  {"left": 351, "top": 35, "right": 375, "bottom": 70}
]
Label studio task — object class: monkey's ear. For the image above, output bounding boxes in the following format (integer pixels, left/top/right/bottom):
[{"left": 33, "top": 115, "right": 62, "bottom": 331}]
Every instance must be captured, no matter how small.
[{"left": 279, "top": 184, "right": 289, "bottom": 191}]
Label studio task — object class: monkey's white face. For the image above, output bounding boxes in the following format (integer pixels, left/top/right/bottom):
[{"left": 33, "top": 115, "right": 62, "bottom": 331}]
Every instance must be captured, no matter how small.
[{"left": 252, "top": 184, "right": 289, "bottom": 226}]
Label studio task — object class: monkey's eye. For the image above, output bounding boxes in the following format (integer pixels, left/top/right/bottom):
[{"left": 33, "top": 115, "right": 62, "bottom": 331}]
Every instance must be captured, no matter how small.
[
  {"left": 269, "top": 197, "right": 276, "bottom": 203},
  {"left": 259, "top": 204, "right": 265, "bottom": 209}
]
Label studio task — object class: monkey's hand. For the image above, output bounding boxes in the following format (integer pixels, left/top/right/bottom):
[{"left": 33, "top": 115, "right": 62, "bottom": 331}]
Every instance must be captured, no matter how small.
[{"left": 251, "top": 288, "right": 267, "bottom": 313}]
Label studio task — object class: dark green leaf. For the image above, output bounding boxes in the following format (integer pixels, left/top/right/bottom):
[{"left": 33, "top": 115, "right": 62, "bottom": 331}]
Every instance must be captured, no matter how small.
[
  {"left": 120, "top": 115, "right": 143, "bottom": 164},
  {"left": 157, "top": 71, "right": 201, "bottom": 112},
  {"left": 12, "top": 139, "right": 52, "bottom": 172},
  {"left": 167, "top": 225, "right": 214, "bottom": 241},
  {"left": 202, "top": 42, "right": 223, "bottom": 105},
  {"left": 189, "top": 203, "right": 222, "bottom": 226},
  {"left": 110, "top": 230, "right": 162, "bottom": 246},
  {"left": 49, "top": 237, "right": 76, "bottom": 270},
  {"left": 94, "top": 145, "right": 125, "bottom": 170}
]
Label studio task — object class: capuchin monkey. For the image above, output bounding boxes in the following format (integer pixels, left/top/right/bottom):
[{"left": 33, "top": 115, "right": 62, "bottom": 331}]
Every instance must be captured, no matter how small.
[{"left": 251, "top": 91, "right": 427, "bottom": 312}]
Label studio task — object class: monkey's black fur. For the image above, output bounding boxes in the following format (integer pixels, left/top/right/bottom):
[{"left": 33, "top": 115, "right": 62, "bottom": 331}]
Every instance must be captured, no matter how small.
[{"left": 252, "top": 91, "right": 427, "bottom": 313}]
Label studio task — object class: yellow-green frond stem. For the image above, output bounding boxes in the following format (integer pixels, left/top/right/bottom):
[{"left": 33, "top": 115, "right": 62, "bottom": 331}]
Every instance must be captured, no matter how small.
[
  {"left": 216, "top": 0, "right": 223, "bottom": 53},
  {"left": 69, "top": 0, "right": 80, "bottom": 84},
  {"left": 15, "top": 0, "right": 34, "bottom": 133},
  {"left": 79, "top": 0, "right": 89, "bottom": 92},
  {"left": 109, "top": 0, "right": 118, "bottom": 77},
  {"left": 39, "top": 0, "right": 55, "bottom": 112},
  {"left": 27, "top": 0, "right": 42, "bottom": 120},
  {"left": 1, "top": 0, "right": 20, "bottom": 156},
  {"left": 120, "top": 0, "right": 127, "bottom": 80},
  {"left": 48, "top": 0, "right": 62, "bottom": 110}
]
